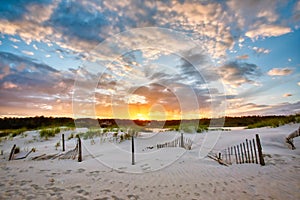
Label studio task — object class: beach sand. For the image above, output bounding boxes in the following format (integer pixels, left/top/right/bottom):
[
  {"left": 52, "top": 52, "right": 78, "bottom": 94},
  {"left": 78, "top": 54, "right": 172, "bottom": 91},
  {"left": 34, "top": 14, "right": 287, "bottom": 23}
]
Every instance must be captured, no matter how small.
[{"left": 0, "top": 124, "right": 299, "bottom": 199}]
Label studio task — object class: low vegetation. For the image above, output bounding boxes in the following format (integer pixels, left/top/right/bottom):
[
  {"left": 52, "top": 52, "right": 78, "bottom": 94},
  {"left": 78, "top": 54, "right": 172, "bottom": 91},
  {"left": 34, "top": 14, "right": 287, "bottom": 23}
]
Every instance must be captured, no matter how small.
[
  {"left": 39, "top": 127, "right": 60, "bottom": 139},
  {"left": 247, "top": 115, "right": 300, "bottom": 129},
  {"left": 0, "top": 127, "right": 27, "bottom": 138}
]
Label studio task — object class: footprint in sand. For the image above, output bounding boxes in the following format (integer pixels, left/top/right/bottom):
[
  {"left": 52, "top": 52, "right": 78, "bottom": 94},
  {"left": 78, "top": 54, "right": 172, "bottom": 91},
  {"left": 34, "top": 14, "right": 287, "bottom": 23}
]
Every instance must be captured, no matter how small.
[
  {"left": 77, "top": 189, "right": 89, "bottom": 196},
  {"left": 94, "top": 197, "right": 109, "bottom": 200},
  {"left": 127, "top": 194, "right": 139, "bottom": 200},
  {"left": 100, "top": 189, "right": 111, "bottom": 194},
  {"left": 111, "top": 195, "right": 123, "bottom": 200},
  {"left": 77, "top": 168, "right": 85, "bottom": 173}
]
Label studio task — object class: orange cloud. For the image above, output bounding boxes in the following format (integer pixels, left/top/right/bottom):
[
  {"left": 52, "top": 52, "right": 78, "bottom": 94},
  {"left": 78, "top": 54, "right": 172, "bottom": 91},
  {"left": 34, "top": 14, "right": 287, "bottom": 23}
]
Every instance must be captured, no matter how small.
[{"left": 267, "top": 68, "right": 293, "bottom": 76}]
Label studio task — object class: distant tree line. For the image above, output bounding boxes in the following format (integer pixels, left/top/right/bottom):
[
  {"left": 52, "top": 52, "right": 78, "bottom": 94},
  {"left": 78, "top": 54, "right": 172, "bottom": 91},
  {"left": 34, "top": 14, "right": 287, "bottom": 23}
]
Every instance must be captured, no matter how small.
[
  {"left": 0, "top": 116, "right": 74, "bottom": 130},
  {"left": 0, "top": 114, "right": 299, "bottom": 130}
]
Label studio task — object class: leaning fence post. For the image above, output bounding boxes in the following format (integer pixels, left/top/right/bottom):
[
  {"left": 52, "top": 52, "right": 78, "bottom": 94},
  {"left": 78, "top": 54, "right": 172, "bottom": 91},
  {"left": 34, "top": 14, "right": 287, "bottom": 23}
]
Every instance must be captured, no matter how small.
[
  {"left": 8, "top": 144, "right": 16, "bottom": 161},
  {"left": 255, "top": 134, "right": 265, "bottom": 166},
  {"left": 77, "top": 136, "right": 82, "bottom": 162},
  {"left": 62, "top": 134, "right": 65, "bottom": 152}
]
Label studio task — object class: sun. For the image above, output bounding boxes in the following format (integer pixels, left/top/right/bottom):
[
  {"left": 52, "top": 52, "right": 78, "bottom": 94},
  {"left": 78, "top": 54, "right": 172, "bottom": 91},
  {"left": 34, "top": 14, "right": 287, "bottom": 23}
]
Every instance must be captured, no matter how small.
[{"left": 136, "top": 113, "right": 148, "bottom": 121}]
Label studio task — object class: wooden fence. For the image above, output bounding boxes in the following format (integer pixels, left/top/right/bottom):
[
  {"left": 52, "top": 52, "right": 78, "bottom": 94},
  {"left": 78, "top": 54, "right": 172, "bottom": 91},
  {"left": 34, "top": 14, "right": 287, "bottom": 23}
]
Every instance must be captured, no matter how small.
[
  {"left": 9, "top": 135, "right": 83, "bottom": 162},
  {"left": 218, "top": 134, "right": 265, "bottom": 166},
  {"left": 156, "top": 133, "right": 193, "bottom": 150}
]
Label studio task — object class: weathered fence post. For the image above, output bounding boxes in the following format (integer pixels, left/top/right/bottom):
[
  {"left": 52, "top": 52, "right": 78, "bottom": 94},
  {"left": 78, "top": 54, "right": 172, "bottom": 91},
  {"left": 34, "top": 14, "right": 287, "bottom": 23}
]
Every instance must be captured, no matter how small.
[
  {"left": 255, "top": 134, "right": 265, "bottom": 166},
  {"left": 77, "top": 136, "right": 82, "bottom": 162},
  {"left": 181, "top": 132, "right": 184, "bottom": 148},
  {"left": 8, "top": 144, "right": 16, "bottom": 161},
  {"left": 62, "top": 134, "right": 65, "bottom": 152},
  {"left": 131, "top": 135, "right": 135, "bottom": 165}
]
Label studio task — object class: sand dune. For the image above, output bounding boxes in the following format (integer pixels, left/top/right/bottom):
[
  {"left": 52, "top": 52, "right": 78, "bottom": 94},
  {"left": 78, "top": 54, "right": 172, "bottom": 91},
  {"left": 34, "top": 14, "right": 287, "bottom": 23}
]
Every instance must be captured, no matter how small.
[{"left": 0, "top": 124, "right": 299, "bottom": 199}]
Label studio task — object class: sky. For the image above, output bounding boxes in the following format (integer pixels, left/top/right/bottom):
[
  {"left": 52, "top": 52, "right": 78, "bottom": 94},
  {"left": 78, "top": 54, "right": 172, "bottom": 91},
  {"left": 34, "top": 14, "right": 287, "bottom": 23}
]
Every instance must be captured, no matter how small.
[{"left": 0, "top": 0, "right": 299, "bottom": 120}]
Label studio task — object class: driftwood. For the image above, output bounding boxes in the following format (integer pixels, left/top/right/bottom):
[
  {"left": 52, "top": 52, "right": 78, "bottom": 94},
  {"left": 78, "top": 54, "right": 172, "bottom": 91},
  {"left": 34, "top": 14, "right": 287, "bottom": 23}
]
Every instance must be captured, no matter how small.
[
  {"left": 286, "top": 127, "right": 300, "bottom": 150},
  {"left": 14, "top": 149, "right": 34, "bottom": 160}
]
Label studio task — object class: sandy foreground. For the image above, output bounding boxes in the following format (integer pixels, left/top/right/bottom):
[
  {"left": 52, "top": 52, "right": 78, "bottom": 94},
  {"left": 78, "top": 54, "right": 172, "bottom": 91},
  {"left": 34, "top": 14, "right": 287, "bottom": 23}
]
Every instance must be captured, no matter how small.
[{"left": 0, "top": 124, "right": 299, "bottom": 200}]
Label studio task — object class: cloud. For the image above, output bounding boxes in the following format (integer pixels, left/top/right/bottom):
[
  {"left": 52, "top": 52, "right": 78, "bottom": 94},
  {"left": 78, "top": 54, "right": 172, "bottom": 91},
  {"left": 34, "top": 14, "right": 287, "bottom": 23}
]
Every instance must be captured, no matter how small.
[
  {"left": 283, "top": 93, "right": 292, "bottom": 97},
  {"left": 298, "top": 82, "right": 300, "bottom": 86},
  {"left": 267, "top": 68, "right": 293, "bottom": 76},
  {"left": 0, "top": 65, "right": 10, "bottom": 80},
  {"left": 252, "top": 47, "right": 270, "bottom": 55},
  {"left": 227, "top": 0, "right": 279, "bottom": 28},
  {"left": 2, "top": 81, "right": 18, "bottom": 89},
  {"left": 0, "top": 52, "right": 75, "bottom": 116},
  {"left": 219, "top": 61, "right": 262, "bottom": 87},
  {"left": 245, "top": 24, "right": 291, "bottom": 39},
  {"left": 231, "top": 101, "right": 300, "bottom": 116},
  {"left": 22, "top": 50, "right": 34, "bottom": 56},
  {"left": 293, "top": 1, "right": 300, "bottom": 22},
  {"left": 236, "top": 54, "right": 249, "bottom": 60}
]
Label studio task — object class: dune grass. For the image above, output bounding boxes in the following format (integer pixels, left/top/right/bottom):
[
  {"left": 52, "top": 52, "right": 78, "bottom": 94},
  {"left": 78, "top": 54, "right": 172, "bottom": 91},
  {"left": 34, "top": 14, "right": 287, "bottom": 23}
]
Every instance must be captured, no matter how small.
[
  {"left": 39, "top": 127, "right": 60, "bottom": 139},
  {"left": 247, "top": 115, "right": 300, "bottom": 129}
]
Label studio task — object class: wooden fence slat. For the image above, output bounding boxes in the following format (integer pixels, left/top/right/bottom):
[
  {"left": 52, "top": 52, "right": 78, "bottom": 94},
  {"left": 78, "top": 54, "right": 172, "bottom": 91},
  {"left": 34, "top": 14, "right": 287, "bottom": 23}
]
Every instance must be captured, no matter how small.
[
  {"left": 253, "top": 139, "right": 258, "bottom": 164},
  {"left": 234, "top": 146, "right": 238, "bottom": 164},
  {"left": 249, "top": 139, "right": 254, "bottom": 163},
  {"left": 237, "top": 145, "right": 241, "bottom": 164},
  {"left": 246, "top": 139, "right": 251, "bottom": 163},
  {"left": 240, "top": 144, "right": 244, "bottom": 163},
  {"left": 243, "top": 142, "right": 248, "bottom": 163}
]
